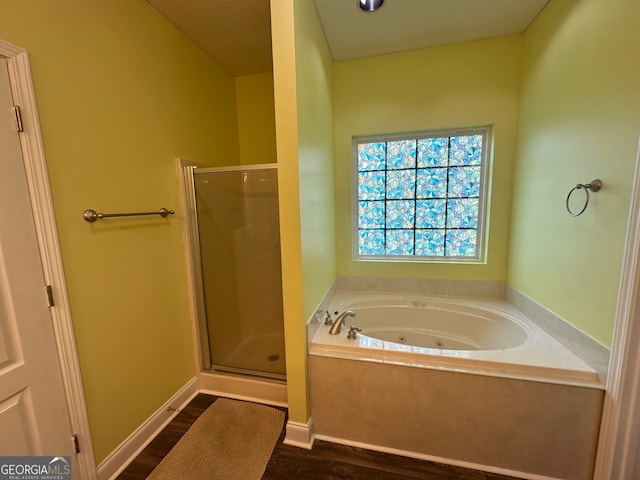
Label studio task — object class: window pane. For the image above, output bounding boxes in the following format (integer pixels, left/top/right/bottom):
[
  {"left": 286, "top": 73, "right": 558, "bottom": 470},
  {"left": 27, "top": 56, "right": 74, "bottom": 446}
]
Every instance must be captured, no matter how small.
[
  {"left": 358, "top": 142, "right": 386, "bottom": 171},
  {"left": 417, "top": 137, "right": 449, "bottom": 167},
  {"left": 417, "top": 168, "right": 447, "bottom": 198},
  {"left": 386, "top": 230, "right": 414, "bottom": 255},
  {"left": 450, "top": 135, "right": 483, "bottom": 166},
  {"left": 416, "top": 199, "right": 446, "bottom": 228},
  {"left": 387, "top": 140, "right": 416, "bottom": 169},
  {"left": 448, "top": 166, "right": 481, "bottom": 198},
  {"left": 446, "top": 229, "right": 477, "bottom": 256},
  {"left": 359, "top": 230, "right": 385, "bottom": 255},
  {"left": 359, "top": 201, "right": 385, "bottom": 228},
  {"left": 354, "top": 128, "right": 488, "bottom": 260},
  {"left": 386, "top": 200, "right": 415, "bottom": 228},
  {"left": 415, "top": 229, "right": 445, "bottom": 256},
  {"left": 387, "top": 170, "right": 416, "bottom": 199},
  {"left": 447, "top": 198, "right": 479, "bottom": 228},
  {"left": 358, "top": 171, "right": 386, "bottom": 200}
]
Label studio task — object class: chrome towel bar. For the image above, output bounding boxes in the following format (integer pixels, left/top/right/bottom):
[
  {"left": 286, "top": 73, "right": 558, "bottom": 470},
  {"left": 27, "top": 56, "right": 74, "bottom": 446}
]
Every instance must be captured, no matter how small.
[{"left": 83, "top": 207, "right": 175, "bottom": 223}]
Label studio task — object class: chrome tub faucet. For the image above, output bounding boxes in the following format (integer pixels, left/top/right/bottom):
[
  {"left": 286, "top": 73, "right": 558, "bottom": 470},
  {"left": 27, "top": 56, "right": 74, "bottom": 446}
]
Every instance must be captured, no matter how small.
[{"left": 329, "top": 310, "right": 356, "bottom": 335}]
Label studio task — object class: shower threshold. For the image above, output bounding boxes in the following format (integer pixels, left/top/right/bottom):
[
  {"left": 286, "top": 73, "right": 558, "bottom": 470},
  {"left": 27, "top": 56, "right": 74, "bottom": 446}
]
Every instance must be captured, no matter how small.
[
  {"left": 198, "top": 370, "right": 288, "bottom": 407},
  {"left": 209, "top": 364, "right": 286, "bottom": 382}
]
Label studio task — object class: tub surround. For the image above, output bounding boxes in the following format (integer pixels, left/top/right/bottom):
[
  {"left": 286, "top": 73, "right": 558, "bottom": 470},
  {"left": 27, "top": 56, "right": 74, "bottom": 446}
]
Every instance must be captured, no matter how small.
[
  {"left": 306, "top": 277, "right": 606, "bottom": 479},
  {"left": 307, "top": 280, "right": 337, "bottom": 346},
  {"left": 310, "top": 355, "right": 603, "bottom": 480},
  {"left": 506, "top": 286, "right": 610, "bottom": 382},
  {"left": 312, "top": 292, "right": 601, "bottom": 389},
  {"left": 335, "top": 275, "right": 505, "bottom": 298},
  {"left": 326, "top": 276, "right": 608, "bottom": 382}
]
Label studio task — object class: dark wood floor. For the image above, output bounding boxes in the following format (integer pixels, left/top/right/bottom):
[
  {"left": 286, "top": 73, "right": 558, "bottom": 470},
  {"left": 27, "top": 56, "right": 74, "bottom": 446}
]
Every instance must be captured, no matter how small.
[{"left": 117, "top": 393, "right": 523, "bottom": 480}]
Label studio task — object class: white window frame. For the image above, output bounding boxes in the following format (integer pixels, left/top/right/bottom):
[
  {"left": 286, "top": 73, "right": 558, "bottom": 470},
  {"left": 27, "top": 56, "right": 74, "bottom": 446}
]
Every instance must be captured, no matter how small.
[{"left": 352, "top": 126, "right": 492, "bottom": 263}]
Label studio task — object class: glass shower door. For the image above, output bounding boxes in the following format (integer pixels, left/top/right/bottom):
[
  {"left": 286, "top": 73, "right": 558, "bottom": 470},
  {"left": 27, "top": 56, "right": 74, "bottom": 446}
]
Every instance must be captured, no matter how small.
[{"left": 193, "top": 165, "right": 285, "bottom": 380}]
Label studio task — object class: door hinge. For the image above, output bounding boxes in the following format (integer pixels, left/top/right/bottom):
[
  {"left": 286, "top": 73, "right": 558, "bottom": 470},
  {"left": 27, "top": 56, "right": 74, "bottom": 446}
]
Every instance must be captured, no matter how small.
[
  {"left": 13, "top": 105, "right": 23, "bottom": 132},
  {"left": 45, "top": 284, "right": 55, "bottom": 307},
  {"left": 72, "top": 433, "right": 80, "bottom": 454}
]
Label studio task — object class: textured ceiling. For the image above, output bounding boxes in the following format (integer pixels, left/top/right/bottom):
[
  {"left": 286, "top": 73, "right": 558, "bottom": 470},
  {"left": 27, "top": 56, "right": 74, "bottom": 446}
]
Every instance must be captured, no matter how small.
[
  {"left": 146, "top": 0, "right": 549, "bottom": 76},
  {"left": 146, "top": 0, "right": 272, "bottom": 76}
]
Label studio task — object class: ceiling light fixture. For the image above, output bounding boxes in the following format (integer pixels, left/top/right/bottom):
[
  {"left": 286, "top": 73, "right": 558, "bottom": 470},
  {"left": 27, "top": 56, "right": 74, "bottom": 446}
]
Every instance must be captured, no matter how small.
[{"left": 359, "top": 0, "right": 384, "bottom": 12}]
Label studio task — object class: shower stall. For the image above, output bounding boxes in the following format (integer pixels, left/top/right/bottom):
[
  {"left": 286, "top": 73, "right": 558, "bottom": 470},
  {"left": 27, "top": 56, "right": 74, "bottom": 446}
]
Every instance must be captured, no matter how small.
[{"left": 184, "top": 163, "right": 285, "bottom": 381}]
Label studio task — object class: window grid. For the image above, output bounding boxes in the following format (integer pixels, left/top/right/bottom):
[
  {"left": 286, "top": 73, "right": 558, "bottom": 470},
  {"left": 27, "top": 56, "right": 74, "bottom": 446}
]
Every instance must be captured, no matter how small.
[{"left": 356, "top": 130, "right": 487, "bottom": 259}]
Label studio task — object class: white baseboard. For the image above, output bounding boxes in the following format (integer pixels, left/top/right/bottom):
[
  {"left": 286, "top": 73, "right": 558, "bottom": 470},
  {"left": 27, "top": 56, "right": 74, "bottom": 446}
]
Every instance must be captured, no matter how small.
[
  {"left": 283, "top": 418, "right": 314, "bottom": 449},
  {"left": 313, "top": 434, "right": 562, "bottom": 480},
  {"left": 97, "top": 377, "right": 199, "bottom": 480}
]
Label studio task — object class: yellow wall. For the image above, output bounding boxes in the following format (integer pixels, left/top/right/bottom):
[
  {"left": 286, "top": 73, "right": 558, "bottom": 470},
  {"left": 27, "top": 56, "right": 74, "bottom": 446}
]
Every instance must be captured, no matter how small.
[
  {"left": 271, "top": 0, "right": 336, "bottom": 423},
  {"left": 334, "top": 36, "right": 521, "bottom": 280},
  {"left": 294, "top": 1, "right": 336, "bottom": 321},
  {"left": 0, "top": 0, "right": 240, "bottom": 462},
  {"left": 271, "top": 0, "right": 306, "bottom": 423},
  {"left": 235, "top": 72, "right": 277, "bottom": 165},
  {"left": 508, "top": 0, "right": 640, "bottom": 346}
]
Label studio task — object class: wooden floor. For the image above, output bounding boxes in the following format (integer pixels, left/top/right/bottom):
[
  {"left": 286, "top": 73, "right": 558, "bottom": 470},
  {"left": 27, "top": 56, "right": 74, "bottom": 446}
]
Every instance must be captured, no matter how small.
[{"left": 117, "top": 393, "right": 523, "bottom": 480}]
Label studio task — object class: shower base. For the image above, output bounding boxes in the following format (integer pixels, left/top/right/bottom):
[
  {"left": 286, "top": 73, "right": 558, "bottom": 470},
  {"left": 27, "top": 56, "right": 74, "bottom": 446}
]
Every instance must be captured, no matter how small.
[{"left": 213, "top": 332, "right": 286, "bottom": 380}]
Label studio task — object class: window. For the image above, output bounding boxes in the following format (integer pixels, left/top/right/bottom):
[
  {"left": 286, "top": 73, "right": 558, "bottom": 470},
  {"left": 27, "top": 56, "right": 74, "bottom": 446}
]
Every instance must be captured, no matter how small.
[{"left": 354, "top": 127, "right": 490, "bottom": 261}]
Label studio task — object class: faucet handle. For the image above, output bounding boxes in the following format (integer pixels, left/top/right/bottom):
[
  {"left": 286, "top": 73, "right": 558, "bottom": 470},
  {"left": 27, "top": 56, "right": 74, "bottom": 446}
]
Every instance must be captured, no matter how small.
[
  {"left": 347, "top": 326, "right": 362, "bottom": 340},
  {"left": 324, "top": 310, "right": 334, "bottom": 325}
]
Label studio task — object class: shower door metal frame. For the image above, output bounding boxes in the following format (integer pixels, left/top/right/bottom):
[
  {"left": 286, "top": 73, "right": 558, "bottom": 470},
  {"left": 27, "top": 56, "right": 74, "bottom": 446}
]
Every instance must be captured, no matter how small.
[
  {"left": 182, "top": 164, "right": 212, "bottom": 371},
  {"left": 182, "top": 163, "right": 285, "bottom": 381}
]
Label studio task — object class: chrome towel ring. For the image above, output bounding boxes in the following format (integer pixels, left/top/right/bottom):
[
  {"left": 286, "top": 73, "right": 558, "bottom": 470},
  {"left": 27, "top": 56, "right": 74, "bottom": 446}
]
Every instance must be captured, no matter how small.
[{"left": 566, "top": 179, "right": 602, "bottom": 217}]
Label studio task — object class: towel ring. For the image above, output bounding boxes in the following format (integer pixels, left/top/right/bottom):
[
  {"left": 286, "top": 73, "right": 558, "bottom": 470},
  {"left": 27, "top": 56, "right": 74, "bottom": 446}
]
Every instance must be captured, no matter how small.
[{"left": 566, "top": 179, "right": 602, "bottom": 217}]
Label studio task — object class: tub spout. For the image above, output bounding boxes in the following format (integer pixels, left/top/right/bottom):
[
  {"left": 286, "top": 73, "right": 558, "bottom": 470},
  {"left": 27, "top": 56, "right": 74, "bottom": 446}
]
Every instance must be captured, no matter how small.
[{"left": 329, "top": 310, "right": 356, "bottom": 335}]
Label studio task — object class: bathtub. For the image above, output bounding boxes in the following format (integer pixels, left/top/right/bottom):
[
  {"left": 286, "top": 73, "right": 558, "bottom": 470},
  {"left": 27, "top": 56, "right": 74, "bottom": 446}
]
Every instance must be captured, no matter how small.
[
  {"left": 308, "top": 290, "right": 605, "bottom": 479},
  {"left": 310, "top": 291, "right": 600, "bottom": 386}
]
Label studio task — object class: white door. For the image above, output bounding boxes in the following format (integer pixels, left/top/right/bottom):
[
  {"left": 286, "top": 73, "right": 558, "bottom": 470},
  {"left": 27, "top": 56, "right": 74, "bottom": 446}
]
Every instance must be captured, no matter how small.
[{"left": 0, "top": 57, "right": 74, "bottom": 456}]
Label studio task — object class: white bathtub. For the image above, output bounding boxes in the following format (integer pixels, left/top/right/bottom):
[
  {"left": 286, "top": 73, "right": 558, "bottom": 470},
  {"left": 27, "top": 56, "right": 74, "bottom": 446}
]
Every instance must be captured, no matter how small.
[{"left": 310, "top": 291, "right": 601, "bottom": 387}]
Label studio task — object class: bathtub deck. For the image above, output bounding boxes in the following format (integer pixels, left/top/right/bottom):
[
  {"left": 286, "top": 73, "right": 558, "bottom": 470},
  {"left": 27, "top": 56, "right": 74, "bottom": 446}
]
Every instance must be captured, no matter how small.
[
  {"left": 315, "top": 292, "right": 603, "bottom": 388},
  {"left": 117, "top": 393, "right": 522, "bottom": 480}
]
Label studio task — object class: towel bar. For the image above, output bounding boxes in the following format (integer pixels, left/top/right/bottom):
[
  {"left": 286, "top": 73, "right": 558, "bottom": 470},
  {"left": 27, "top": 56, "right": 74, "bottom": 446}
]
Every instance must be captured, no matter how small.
[{"left": 83, "top": 207, "right": 175, "bottom": 223}]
